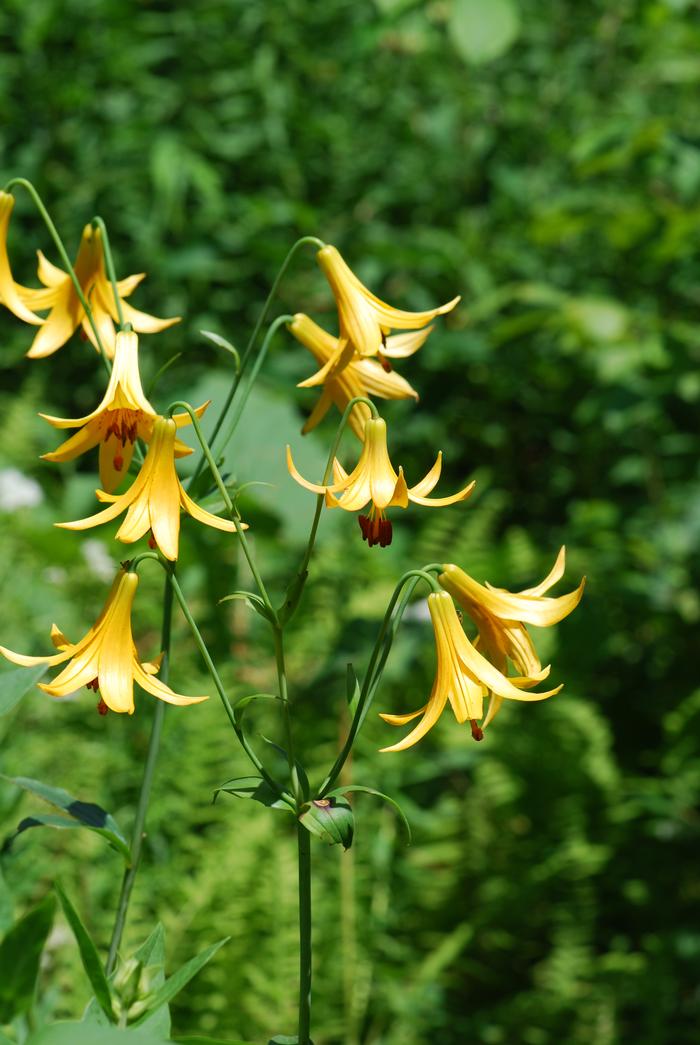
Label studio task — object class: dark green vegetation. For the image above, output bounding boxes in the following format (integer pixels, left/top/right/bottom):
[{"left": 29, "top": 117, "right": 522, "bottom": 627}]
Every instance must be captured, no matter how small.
[{"left": 0, "top": 1, "right": 698, "bottom": 1042}]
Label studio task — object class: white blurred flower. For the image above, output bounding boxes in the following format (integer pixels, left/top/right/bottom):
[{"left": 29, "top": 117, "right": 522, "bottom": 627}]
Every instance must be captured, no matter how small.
[
  {"left": 81, "top": 539, "right": 116, "bottom": 582},
  {"left": 0, "top": 467, "right": 43, "bottom": 512}
]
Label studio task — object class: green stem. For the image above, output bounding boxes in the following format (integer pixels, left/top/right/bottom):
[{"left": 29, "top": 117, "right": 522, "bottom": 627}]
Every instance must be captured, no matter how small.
[
  {"left": 197, "top": 235, "right": 324, "bottom": 475},
  {"left": 105, "top": 567, "right": 174, "bottom": 974},
  {"left": 297, "top": 823, "right": 312, "bottom": 1045},
  {"left": 4, "top": 177, "right": 111, "bottom": 373},
  {"left": 318, "top": 570, "right": 437, "bottom": 797},
  {"left": 167, "top": 400, "right": 276, "bottom": 618},
  {"left": 281, "top": 396, "right": 379, "bottom": 625},
  {"left": 272, "top": 625, "right": 303, "bottom": 804},
  {"left": 92, "top": 216, "right": 125, "bottom": 328}
]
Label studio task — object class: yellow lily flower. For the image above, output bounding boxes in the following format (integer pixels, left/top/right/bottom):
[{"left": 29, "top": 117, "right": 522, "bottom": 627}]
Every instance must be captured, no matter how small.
[
  {"left": 39, "top": 329, "right": 208, "bottom": 493},
  {"left": 317, "top": 244, "right": 460, "bottom": 360},
  {"left": 439, "top": 547, "right": 585, "bottom": 675},
  {"left": 379, "top": 591, "right": 561, "bottom": 752},
  {"left": 0, "top": 568, "right": 207, "bottom": 714},
  {"left": 289, "top": 313, "right": 420, "bottom": 440},
  {"left": 0, "top": 192, "right": 46, "bottom": 326},
  {"left": 56, "top": 416, "right": 246, "bottom": 560},
  {"left": 287, "top": 416, "right": 474, "bottom": 547},
  {"left": 3, "top": 217, "right": 179, "bottom": 359}
]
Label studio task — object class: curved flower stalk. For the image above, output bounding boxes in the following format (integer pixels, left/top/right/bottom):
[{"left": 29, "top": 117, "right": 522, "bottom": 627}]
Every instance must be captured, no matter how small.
[
  {"left": 438, "top": 547, "right": 585, "bottom": 679},
  {"left": 0, "top": 210, "right": 179, "bottom": 358},
  {"left": 40, "top": 329, "right": 208, "bottom": 492},
  {"left": 56, "top": 416, "right": 246, "bottom": 560},
  {"left": 289, "top": 313, "right": 420, "bottom": 439},
  {"left": 379, "top": 591, "right": 561, "bottom": 752},
  {"left": 287, "top": 416, "right": 474, "bottom": 547},
  {"left": 317, "top": 243, "right": 459, "bottom": 361},
  {"left": 0, "top": 568, "right": 207, "bottom": 714}
]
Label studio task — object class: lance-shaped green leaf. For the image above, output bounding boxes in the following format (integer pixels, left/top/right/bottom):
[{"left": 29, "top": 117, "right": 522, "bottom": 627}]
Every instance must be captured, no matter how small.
[
  {"left": 267, "top": 1035, "right": 315, "bottom": 1044},
  {"left": 231, "top": 692, "right": 280, "bottom": 726},
  {"left": 1, "top": 776, "right": 130, "bottom": 863},
  {"left": 129, "top": 938, "right": 229, "bottom": 1027},
  {"left": 200, "top": 329, "right": 241, "bottom": 371},
  {"left": 176, "top": 1038, "right": 258, "bottom": 1045},
  {"left": 219, "top": 590, "right": 272, "bottom": 621},
  {"left": 276, "top": 569, "right": 308, "bottom": 625},
  {"left": 260, "top": 736, "right": 310, "bottom": 801},
  {"left": 325, "top": 784, "right": 411, "bottom": 843},
  {"left": 345, "top": 662, "right": 360, "bottom": 716},
  {"left": 55, "top": 884, "right": 116, "bottom": 1023},
  {"left": 299, "top": 798, "right": 354, "bottom": 850},
  {"left": 145, "top": 353, "right": 182, "bottom": 398},
  {"left": 0, "top": 893, "right": 55, "bottom": 1023},
  {"left": 213, "top": 775, "right": 289, "bottom": 811},
  {"left": 0, "top": 663, "right": 48, "bottom": 716}
]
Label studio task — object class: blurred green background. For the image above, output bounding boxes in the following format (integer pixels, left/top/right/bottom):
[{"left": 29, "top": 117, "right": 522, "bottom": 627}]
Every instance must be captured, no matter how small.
[{"left": 1, "top": 1, "right": 699, "bottom": 1042}]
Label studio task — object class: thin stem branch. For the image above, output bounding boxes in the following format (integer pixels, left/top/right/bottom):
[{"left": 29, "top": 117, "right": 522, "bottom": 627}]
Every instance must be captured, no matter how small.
[
  {"left": 105, "top": 566, "right": 174, "bottom": 974},
  {"left": 92, "top": 216, "right": 125, "bottom": 328},
  {"left": 318, "top": 570, "right": 437, "bottom": 797},
  {"left": 167, "top": 400, "right": 276, "bottom": 617},
  {"left": 4, "top": 177, "right": 111, "bottom": 372},
  {"left": 272, "top": 625, "right": 302, "bottom": 804}
]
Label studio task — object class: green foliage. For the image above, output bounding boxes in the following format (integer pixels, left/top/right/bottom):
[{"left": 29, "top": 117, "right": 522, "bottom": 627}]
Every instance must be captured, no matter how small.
[
  {"left": 0, "top": 0, "right": 699, "bottom": 1043},
  {"left": 0, "top": 894, "right": 55, "bottom": 1023}
]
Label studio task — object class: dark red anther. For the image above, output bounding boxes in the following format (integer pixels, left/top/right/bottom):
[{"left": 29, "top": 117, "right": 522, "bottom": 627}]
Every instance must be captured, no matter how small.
[
  {"left": 378, "top": 352, "right": 393, "bottom": 373},
  {"left": 470, "top": 719, "right": 484, "bottom": 742},
  {"left": 113, "top": 454, "right": 124, "bottom": 471},
  {"left": 148, "top": 533, "right": 157, "bottom": 549},
  {"left": 86, "top": 678, "right": 99, "bottom": 692},
  {"left": 97, "top": 698, "right": 109, "bottom": 716},
  {"left": 80, "top": 327, "right": 88, "bottom": 341},
  {"left": 379, "top": 518, "right": 392, "bottom": 547},
  {"left": 128, "top": 422, "right": 137, "bottom": 443}
]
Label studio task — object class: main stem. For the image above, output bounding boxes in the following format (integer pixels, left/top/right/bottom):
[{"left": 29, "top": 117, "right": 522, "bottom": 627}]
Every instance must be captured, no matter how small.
[
  {"left": 297, "top": 823, "right": 312, "bottom": 1045},
  {"left": 105, "top": 568, "right": 174, "bottom": 974}
]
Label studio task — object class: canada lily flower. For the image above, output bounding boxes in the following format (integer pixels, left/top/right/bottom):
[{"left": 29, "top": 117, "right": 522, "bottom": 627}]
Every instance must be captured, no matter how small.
[
  {"left": 289, "top": 313, "right": 420, "bottom": 440},
  {"left": 379, "top": 591, "right": 561, "bottom": 752},
  {"left": 0, "top": 568, "right": 207, "bottom": 714},
  {"left": 439, "top": 547, "right": 585, "bottom": 675},
  {"left": 40, "top": 329, "right": 208, "bottom": 492},
  {"left": 56, "top": 416, "right": 246, "bottom": 560},
  {"left": 1, "top": 214, "right": 178, "bottom": 358},
  {"left": 0, "top": 192, "right": 45, "bottom": 326},
  {"left": 317, "top": 244, "right": 459, "bottom": 360},
  {"left": 287, "top": 416, "right": 474, "bottom": 547}
]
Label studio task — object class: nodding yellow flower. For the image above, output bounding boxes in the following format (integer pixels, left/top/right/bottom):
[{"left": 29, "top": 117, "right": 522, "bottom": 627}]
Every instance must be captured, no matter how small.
[
  {"left": 0, "top": 192, "right": 46, "bottom": 326},
  {"left": 0, "top": 568, "right": 207, "bottom": 714},
  {"left": 287, "top": 416, "right": 474, "bottom": 548},
  {"left": 56, "top": 416, "right": 246, "bottom": 561},
  {"left": 379, "top": 591, "right": 562, "bottom": 752},
  {"left": 438, "top": 549, "right": 584, "bottom": 729},
  {"left": 289, "top": 313, "right": 420, "bottom": 440},
  {"left": 39, "top": 330, "right": 209, "bottom": 493},
  {"left": 0, "top": 211, "right": 179, "bottom": 359},
  {"left": 317, "top": 244, "right": 460, "bottom": 360}
]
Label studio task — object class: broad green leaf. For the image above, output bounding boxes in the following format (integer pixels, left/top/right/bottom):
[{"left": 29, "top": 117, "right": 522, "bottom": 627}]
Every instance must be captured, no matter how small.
[
  {"left": 2, "top": 777, "right": 130, "bottom": 863},
  {"left": 130, "top": 938, "right": 228, "bottom": 1026},
  {"left": 0, "top": 893, "right": 55, "bottom": 1023},
  {"left": 27, "top": 1023, "right": 169, "bottom": 1044},
  {"left": 449, "top": 0, "right": 520, "bottom": 64},
  {"left": 267, "top": 1036, "right": 315, "bottom": 1044},
  {"left": 55, "top": 884, "right": 116, "bottom": 1023},
  {"left": 0, "top": 664, "right": 47, "bottom": 716},
  {"left": 326, "top": 784, "right": 412, "bottom": 843},
  {"left": 299, "top": 798, "right": 354, "bottom": 850}
]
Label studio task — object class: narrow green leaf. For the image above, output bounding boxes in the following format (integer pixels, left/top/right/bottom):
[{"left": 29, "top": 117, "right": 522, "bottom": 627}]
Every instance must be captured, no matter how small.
[
  {"left": 214, "top": 775, "right": 287, "bottom": 810},
  {"left": 54, "top": 884, "right": 116, "bottom": 1023},
  {"left": 200, "top": 329, "right": 241, "bottom": 370},
  {"left": 1, "top": 777, "right": 130, "bottom": 863},
  {"left": 0, "top": 664, "right": 47, "bottom": 716},
  {"left": 145, "top": 353, "right": 183, "bottom": 398},
  {"left": 130, "top": 938, "right": 229, "bottom": 1027},
  {"left": 325, "top": 785, "right": 411, "bottom": 843},
  {"left": 231, "top": 692, "right": 280, "bottom": 724},
  {"left": 260, "top": 737, "right": 310, "bottom": 801},
  {"left": 0, "top": 893, "right": 55, "bottom": 1023},
  {"left": 131, "top": 924, "right": 169, "bottom": 1036},
  {"left": 299, "top": 798, "right": 354, "bottom": 850},
  {"left": 345, "top": 663, "right": 360, "bottom": 716},
  {"left": 176, "top": 1038, "right": 258, "bottom": 1045}
]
